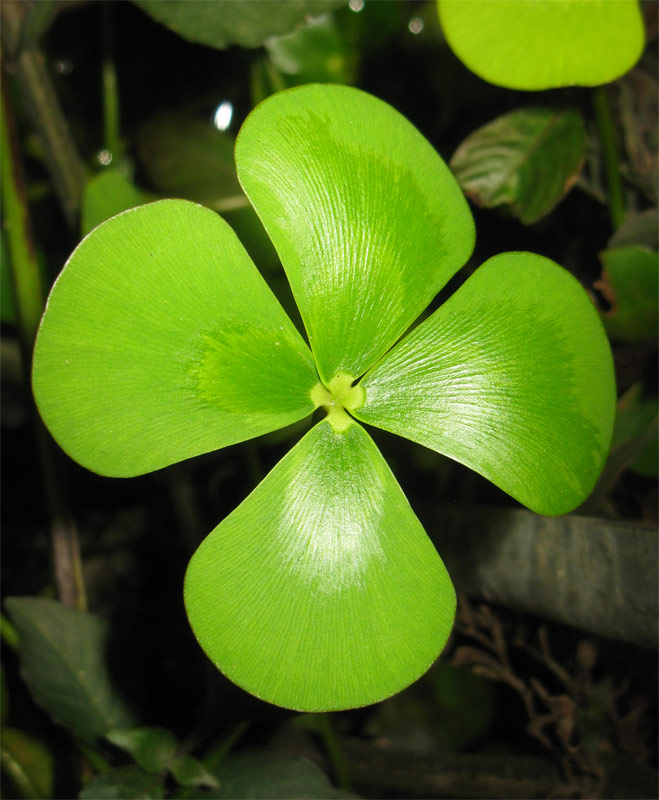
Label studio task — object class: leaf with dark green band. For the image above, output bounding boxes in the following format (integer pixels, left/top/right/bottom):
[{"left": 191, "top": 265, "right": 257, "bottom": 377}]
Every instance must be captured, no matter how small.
[
  {"left": 185, "top": 420, "right": 455, "bottom": 711},
  {"left": 356, "top": 252, "right": 616, "bottom": 515},
  {"left": 236, "top": 83, "right": 475, "bottom": 384},
  {"left": 32, "top": 200, "right": 317, "bottom": 477}
]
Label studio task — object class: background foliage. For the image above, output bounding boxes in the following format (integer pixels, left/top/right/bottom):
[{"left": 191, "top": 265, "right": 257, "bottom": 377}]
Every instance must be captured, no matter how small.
[{"left": 1, "top": 1, "right": 657, "bottom": 798}]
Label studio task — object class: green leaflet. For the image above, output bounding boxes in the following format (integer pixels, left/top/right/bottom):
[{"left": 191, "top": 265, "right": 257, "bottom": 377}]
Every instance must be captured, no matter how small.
[
  {"left": 135, "top": 111, "right": 247, "bottom": 213},
  {"left": 32, "top": 200, "right": 317, "bottom": 477},
  {"left": 356, "top": 252, "right": 616, "bottom": 516},
  {"left": 236, "top": 83, "right": 475, "bottom": 384},
  {"left": 438, "top": 0, "right": 645, "bottom": 90},
  {"left": 184, "top": 420, "right": 455, "bottom": 711}
]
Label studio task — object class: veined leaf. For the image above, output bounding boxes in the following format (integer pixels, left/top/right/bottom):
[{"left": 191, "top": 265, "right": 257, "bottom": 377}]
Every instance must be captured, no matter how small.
[
  {"left": 5, "top": 597, "right": 136, "bottom": 744},
  {"left": 438, "top": 0, "right": 645, "bottom": 90},
  {"left": 450, "top": 108, "right": 586, "bottom": 225},
  {"left": 185, "top": 420, "right": 455, "bottom": 711},
  {"left": 131, "top": 1, "right": 344, "bottom": 50},
  {"left": 32, "top": 200, "right": 317, "bottom": 477},
  {"left": 356, "top": 252, "right": 616, "bottom": 515},
  {"left": 236, "top": 83, "right": 474, "bottom": 384}
]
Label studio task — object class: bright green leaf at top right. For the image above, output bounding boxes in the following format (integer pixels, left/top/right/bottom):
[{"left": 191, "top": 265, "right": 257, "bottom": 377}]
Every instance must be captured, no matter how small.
[{"left": 438, "top": 0, "right": 645, "bottom": 90}]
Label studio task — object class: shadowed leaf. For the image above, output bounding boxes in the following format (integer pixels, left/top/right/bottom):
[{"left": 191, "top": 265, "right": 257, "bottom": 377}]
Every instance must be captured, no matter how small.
[
  {"left": 5, "top": 597, "right": 136, "bottom": 744},
  {"left": 450, "top": 108, "right": 586, "bottom": 224}
]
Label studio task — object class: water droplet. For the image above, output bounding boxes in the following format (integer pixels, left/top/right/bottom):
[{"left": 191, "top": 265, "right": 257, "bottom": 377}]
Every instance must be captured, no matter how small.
[{"left": 408, "top": 16, "right": 424, "bottom": 34}]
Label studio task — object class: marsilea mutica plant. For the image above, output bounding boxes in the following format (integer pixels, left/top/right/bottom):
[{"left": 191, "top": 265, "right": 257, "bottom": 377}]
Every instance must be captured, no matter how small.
[{"left": 32, "top": 85, "right": 615, "bottom": 711}]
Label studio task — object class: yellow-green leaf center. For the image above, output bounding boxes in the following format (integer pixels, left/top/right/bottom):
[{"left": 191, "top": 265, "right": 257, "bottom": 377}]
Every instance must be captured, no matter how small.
[{"left": 311, "top": 372, "right": 365, "bottom": 433}]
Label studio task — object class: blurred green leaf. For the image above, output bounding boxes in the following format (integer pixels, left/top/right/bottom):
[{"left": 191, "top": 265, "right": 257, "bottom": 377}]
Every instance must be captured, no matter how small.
[
  {"left": 608, "top": 208, "right": 659, "bottom": 250},
  {"left": 614, "top": 69, "right": 658, "bottom": 204},
  {"left": 106, "top": 728, "right": 177, "bottom": 774},
  {"left": 364, "top": 661, "right": 496, "bottom": 754},
  {"left": 265, "top": 14, "right": 356, "bottom": 85},
  {"left": 611, "top": 383, "right": 658, "bottom": 478},
  {"left": 169, "top": 755, "right": 219, "bottom": 789},
  {"left": 1, "top": 727, "right": 54, "bottom": 800},
  {"left": 5, "top": 597, "right": 136, "bottom": 744},
  {"left": 79, "top": 765, "right": 165, "bottom": 800},
  {"left": 2, "top": 0, "right": 65, "bottom": 56},
  {"left": 135, "top": 112, "right": 246, "bottom": 212},
  {"left": 210, "top": 749, "right": 352, "bottom": 799},
  {"left": 596, "top": 246, "right": 658, "bottom": 342},
  {"left": 131, "top": 0, "right": 344, "bottom": 50},
  {"left": 450, "top": 107, "right": 586, "bottom": 224},
  {"left": 1, "top": 664, "right": 8, "bottom": 724},
  {"left": 81, "top": 170, "right": 155, "bottom": 236}
]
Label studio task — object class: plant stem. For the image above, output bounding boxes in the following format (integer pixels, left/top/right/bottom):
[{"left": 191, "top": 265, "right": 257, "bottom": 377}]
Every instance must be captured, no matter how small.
[
  {"left": 316, "top": 714, "right": 351, "bottom": 792},
  {"left": 101, "top": 3, "right": 120, "bottom": 159},
  {"left": 1, "top": 72, "right": 87, "bottom": 612},
  {"left": 0, "top": 614, "right": 19, "bottom": 651},
  {"left": 593, "top": 85, "right": 625, "bottom": 230},
  {"left": 1, "top": 70, "right": 43, "bottom": 351},
  {"left": 202, "top": 721, "right": 250, "bottom": 771},
  {"left": 1, "top": 1, "right": 86, "bottom": 228}
]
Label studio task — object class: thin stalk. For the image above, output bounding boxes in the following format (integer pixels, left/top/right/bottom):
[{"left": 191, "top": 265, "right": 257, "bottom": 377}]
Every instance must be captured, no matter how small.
[
  {"left": 202, "top": 721, "right": 250, "bottom": 771},
  {"left": 1, "top": 73, "right": 86, "bottom": 612},
  {"left": 316, "top": 714, "right": 352, "bottom": 792},
  {"left": 0, "top": 614, "right": 19, "bottom": 651},
  {"left": 101, "top": 3, "right": 120, "bottom": 158},
  {"left": 1, "top": 71, "right": 43, "bottom": 351},
  {"left": 78, "top": 743, "right": 111, "bottom": 775},
  {"left": 1, "top": 1, "right": 86, "bottom": 228},
  {"left": 593, "top": 85, "right": 625, "bottom": 230}
]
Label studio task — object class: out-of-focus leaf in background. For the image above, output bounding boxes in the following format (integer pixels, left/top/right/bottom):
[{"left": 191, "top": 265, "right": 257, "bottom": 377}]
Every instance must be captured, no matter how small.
[
  {"left": 595, "top": 246, "right": 658, "bottom": 343},
  {"left": 265, "top": 14, "right": 357, "bottom": 86},
  {"left": 208, "top": 749, "right": 353, "bottom": 799},
  {"left": 81, "top": 170, "right": 155, "bottom": 235},
  {"left": 78, "top": 765, "right": 165, "bottom": 800},
  {"left": 131, "top": 0, "right": 345, "bottom": 50},
  {"left": 0, "top": 727, "right": 55, "bottom": 800},
  {"left": 135, "top": 112, "right": 246, "bottom": 213},
  {"left": 5, "top": 597, "right": 137, "bottom": 745},
  {"left": 450, "top": 108, "right": 586, "bottom": 224}
]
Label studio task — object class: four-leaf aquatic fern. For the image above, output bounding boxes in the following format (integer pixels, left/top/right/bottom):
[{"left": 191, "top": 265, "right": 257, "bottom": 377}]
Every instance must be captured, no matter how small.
[{"left": 31, "top": 84, "right": 615, "bottom": 711}]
